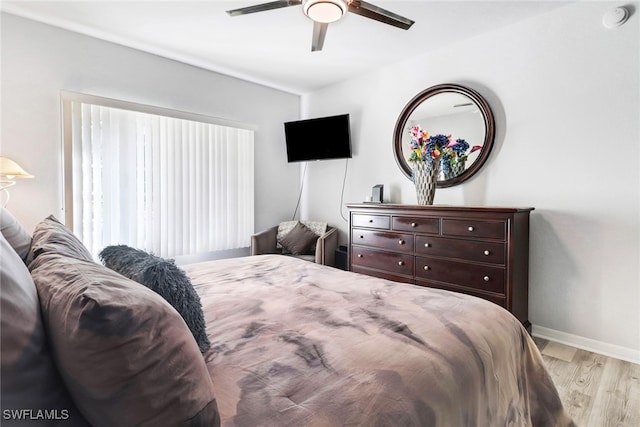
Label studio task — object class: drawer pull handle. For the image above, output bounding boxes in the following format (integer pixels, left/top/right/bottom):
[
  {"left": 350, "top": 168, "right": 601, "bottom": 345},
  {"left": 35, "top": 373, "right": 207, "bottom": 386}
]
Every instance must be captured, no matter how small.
[
  {"left": 468, "top": 226, "right": 475, "bottom": 232},
  {"left": 424, "top": 243, "right": 430, "bottom": 248},
  {"left": 360, "top": 235, "right": 364, "bottom": 239},
  {"left": 423, "top": 265, "right": 430, "bottom": 271},
  {"left": 369, "top": 219, "right": 374, "bottom": 223},
  {"left": 357, "top": 254, "right": 363, "bottom": 258},
  {"left": 398, "top": 239, "right": 405, "bottom": 245},
  {"left": 483, "top": 250, "right": 490, "bottom": 256},
  {"left": 398, "top": 261, "right": 405, "bottom": 266},
  {"left": 483, "top": 276, "right": 490, "bottom": 282},
  {"left": 411, "top": 222, "right": 417, "bottom": 227}
]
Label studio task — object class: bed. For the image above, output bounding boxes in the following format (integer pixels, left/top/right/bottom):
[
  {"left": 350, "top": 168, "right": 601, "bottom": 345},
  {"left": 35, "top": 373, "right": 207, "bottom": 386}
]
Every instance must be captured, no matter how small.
[
  {"left": 185, "top": 255, "right": 573, "bottom": 427},
  {"left": 1, "top": 209, "right": 575, "bottom": 427}
]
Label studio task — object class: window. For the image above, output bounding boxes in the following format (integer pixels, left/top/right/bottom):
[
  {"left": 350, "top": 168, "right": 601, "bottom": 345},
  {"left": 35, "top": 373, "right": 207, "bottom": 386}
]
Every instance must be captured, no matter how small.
[{"left": 62, "top": 93, "right": 254, "bottom": 258}]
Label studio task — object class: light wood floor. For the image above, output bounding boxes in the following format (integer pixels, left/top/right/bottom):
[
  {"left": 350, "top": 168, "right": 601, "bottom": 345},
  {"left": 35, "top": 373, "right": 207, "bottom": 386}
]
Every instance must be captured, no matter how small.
[{"left": 532, "top": 337, "right": 640, "bottom": 427}]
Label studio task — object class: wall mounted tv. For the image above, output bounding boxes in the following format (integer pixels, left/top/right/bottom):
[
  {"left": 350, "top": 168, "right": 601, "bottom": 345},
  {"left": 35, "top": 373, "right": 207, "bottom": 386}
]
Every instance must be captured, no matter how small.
[{"left": 284, "top": 114, "right": 352, "bottom": 162}]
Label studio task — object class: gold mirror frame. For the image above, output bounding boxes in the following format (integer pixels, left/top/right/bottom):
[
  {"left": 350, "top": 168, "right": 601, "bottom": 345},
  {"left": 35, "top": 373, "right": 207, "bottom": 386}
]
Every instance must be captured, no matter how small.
[{"left": 393, "top": 83, "right": 495, "bottom": 188}]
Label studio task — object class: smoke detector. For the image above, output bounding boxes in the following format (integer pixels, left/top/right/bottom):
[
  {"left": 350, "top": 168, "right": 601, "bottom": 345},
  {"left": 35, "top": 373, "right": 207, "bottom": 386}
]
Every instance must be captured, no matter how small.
[{"left": 602, "top": 7, "right": 629, "bottom": 29}]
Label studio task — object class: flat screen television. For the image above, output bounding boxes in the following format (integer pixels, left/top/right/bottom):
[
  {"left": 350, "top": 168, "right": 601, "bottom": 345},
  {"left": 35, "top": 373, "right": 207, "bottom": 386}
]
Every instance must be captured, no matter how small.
[{"left": 284, "top": 114, "right": 352, "bottom": 162}]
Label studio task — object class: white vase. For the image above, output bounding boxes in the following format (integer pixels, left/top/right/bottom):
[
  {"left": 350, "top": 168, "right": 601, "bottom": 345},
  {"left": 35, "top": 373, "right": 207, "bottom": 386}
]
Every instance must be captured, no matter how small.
[{"left": 412, "top": 161, "right": 439, "bottom": 205}]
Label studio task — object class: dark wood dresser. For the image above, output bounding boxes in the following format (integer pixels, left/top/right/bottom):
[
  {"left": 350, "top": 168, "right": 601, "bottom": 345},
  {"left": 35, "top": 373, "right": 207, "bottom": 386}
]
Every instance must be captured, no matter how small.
[{"left": 347, "top": 204, "right": 534, "bottom": 331}]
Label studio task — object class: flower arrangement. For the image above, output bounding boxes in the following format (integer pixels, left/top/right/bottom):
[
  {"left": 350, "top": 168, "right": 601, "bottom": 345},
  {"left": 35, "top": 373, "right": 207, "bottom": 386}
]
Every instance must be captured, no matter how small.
[
  {"left": 443, "top": 138, "right": 482, "bottom": 164},
  {"left": 409, "top": 125, "right": 482, "bottom": 177},
  {"left": 407, "top": 125, "right": 449, "bottom": 164}
]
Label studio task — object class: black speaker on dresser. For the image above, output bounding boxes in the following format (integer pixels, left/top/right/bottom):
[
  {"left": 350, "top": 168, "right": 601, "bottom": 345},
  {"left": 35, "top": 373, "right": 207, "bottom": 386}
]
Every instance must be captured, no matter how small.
[{"left": 371, "top": 185, "right": 383, "bottom": 203}]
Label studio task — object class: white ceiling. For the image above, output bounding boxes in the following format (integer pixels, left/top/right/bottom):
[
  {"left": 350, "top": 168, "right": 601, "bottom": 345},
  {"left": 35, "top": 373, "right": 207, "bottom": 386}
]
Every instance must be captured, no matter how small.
[{"left": 1, "top": 1, "right": 571, "bottom": 94}]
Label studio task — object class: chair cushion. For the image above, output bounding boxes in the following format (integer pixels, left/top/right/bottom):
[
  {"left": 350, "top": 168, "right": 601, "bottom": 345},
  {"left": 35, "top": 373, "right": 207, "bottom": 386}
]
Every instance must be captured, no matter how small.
[
  {"left": 278, "top": 221, "right": 319, "bottom": 255},
  {"left": 276, "top": 220, "right": 327, "bottom": 251},
  {"left": 0, "top": 233, "right": 89, "bottom": 426},
  {"left": 29, "top": 252, "right": 220, "bottom": 427},
  {"left": 99, "top": 244, "right": 210, "bottom": 353},
  {"left": 299, "top": 220, "right": 328, "bottom": 236},
  {"left": 276, "top": 221, "right": 298, "bottom": 248}
]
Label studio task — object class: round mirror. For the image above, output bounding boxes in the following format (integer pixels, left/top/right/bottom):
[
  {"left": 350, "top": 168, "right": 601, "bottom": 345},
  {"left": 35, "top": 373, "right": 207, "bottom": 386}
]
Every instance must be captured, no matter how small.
[{"left": 393, "top": 83, "right": 495, "bottom": 188}]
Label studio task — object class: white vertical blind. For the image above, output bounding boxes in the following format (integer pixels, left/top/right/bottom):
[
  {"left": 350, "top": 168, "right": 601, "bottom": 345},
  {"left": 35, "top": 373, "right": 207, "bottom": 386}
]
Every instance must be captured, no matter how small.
[{"left": 67, "top": 101, "right": 254, "bottom": 258}]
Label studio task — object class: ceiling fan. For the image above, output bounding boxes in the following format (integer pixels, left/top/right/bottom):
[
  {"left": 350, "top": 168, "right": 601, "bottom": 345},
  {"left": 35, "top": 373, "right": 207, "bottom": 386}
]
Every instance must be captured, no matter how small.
[{"left": 226, "top": 0, "right": 415, "bottom": 52}]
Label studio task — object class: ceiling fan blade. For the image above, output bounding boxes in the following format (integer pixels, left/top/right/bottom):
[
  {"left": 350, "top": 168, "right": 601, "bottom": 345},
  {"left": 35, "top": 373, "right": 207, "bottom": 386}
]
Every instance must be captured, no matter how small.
[
  {"left": 226, "top": 0, "right": 302, "bottom": 17},
  {"left": 348, "top": 0, "right": 414, "bottom": 30},
  {"left": 311, "top": 22, "right": 328, "bottom": 52}
]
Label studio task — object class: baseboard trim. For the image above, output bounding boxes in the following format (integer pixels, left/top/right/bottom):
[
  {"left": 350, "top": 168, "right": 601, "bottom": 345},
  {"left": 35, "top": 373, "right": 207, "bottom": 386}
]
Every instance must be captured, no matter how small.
[{"left": 532, "top": 325, "right": 640, "bottom": 365}]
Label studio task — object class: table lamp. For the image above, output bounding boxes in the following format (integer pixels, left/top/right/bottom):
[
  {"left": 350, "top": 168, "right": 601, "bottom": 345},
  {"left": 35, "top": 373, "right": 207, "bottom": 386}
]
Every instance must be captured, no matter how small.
[{"left": 0, "top": 157, "right": 34, "bottom": 207}]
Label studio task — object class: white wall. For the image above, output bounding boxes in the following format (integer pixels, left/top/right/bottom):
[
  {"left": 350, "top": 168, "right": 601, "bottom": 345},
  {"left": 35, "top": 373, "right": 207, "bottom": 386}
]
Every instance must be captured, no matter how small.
[
  {"left": 301, "top": 2, "right": 640, "bottom": 360},
  {"left": 0, "top": 13, "right": 301, "bottom": 235},
  {"left": 2, "top": 4, "right": 638, "bottom": 361}
]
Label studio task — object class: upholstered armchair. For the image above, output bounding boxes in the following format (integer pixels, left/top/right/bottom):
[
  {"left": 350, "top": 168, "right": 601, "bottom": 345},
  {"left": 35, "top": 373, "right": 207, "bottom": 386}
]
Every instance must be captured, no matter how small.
[{"left": 251, "top": 222, "right": 338, "bottom": 267}]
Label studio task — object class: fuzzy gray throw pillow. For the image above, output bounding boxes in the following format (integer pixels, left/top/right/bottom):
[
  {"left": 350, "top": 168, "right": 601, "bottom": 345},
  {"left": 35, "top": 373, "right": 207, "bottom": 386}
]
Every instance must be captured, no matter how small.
[{"left": 99, "top": 245, "right": 211, "bottom": 353}]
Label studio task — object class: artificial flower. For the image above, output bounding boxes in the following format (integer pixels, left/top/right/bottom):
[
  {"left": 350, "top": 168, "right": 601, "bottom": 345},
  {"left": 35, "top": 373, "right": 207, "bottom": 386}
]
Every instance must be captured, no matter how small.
[
  {"left": 407, "top": 126, "right": 449, "bottom": 164},
  {"left": 409, "top": 126, "right": 485, "bottom": 179}
]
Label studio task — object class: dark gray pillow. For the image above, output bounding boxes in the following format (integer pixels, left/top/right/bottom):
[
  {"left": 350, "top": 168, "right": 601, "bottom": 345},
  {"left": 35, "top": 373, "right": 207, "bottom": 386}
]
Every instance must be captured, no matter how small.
[
  {"left": 98, "top": 245, "right": 210, "bottom": 353},
  {"left": 278, "top": 221, "right": 318, "bottom": 255}
]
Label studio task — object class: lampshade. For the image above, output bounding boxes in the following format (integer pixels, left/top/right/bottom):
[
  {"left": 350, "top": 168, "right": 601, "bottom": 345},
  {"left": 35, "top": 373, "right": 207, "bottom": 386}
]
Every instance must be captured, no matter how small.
[
  {"left": 0, "top": 157, "right": 33, "bottom": 207},
  {"left": 0, "top": 157, "right": 34, "bottom": 179},
  {"left": 303, "top": 0, "right": 348, "bottom": 24}
]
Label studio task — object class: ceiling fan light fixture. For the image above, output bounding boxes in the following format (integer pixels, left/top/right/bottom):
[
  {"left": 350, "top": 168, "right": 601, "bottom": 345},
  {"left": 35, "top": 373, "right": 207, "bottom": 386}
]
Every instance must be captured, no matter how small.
[{"left": 303, "top": 0, "right": 348, "bottom": 24}]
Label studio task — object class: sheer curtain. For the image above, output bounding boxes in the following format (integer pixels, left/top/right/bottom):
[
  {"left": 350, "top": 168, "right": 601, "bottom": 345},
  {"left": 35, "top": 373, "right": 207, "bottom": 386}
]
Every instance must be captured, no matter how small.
[{"left": 65, "top": 99, "right": 254, "bottom": 258}]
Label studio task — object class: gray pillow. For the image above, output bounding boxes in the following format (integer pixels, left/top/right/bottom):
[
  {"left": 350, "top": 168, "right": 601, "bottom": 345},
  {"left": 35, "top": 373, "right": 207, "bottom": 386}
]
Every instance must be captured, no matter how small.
[
  {"left": 0, "top": 207, "right": 32, "bottom": 263},
  {"left": 29, "top": 252, "right": 220, "bottom": 427},
  {"left": 28, "top": 215, "right": 93, "bottom": 264},
  {"left": 278, "top": 221, "right": 319, "bottom": 255},
  {"left": 99, "top": 245, "right": 211, "bottom": 353},
  {"left": 0, "top": 233, "right": 89, "bottom": 426}
]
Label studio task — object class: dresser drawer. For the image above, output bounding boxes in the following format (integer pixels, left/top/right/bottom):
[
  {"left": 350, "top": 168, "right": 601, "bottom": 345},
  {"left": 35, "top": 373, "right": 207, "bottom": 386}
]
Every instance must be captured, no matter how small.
[
  {"left": 415, "top": 235, "right": 506, "bottom": 265},
  {"left": 352, "top": 214, "right": 390, "bottom": 229},
  {"left": 351, "top": 266, "right": 413, "bottom": 284},
  {"left": 392, "top": 216, "right": 440, "bottom": 234},
  {"left": 352, "top": 247, "right": 414, "bottom": 276},
  {"left": 441, "top": 219, "right": 506, "bottom": 240},
  {"left": 415, "top": 256, "right": 505, "bottom": 294},
  {"left": 352, "top": 229, "right": 414, "bottom": 253}
]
